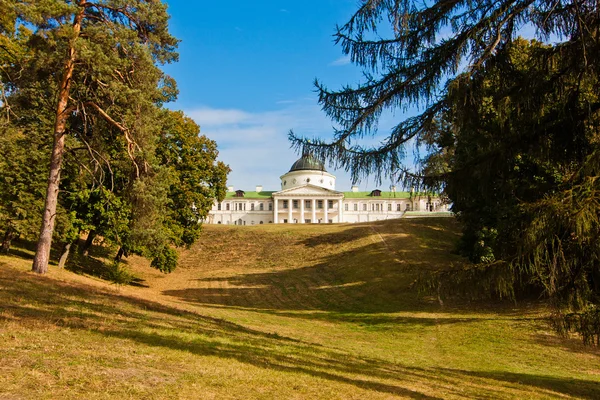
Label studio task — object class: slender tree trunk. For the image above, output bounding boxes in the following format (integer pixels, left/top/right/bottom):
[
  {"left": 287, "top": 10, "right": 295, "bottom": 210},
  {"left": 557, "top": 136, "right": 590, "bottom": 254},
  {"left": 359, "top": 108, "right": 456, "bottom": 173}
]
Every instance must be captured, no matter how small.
[
  {"left": 57, "top": 242, "right": 72, "bottom": 269},
  {"left": 32, "top": 4, "right": 86, "bottom": 274},
  {"left": 1, "top": 227, "right": 14, "bottom": 254},
  {"left": 82, "top": 229, "right": 96, "bottom": 256},
  {"left": 115, "top": 247, "right": 125, "bottom": 262}
]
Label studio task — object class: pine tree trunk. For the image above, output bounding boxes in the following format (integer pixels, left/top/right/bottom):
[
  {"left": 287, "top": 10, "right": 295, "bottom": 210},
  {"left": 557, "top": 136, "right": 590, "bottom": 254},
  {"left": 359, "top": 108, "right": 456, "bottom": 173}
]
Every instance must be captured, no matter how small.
[
  {"left": 82, "top": 229, "right": 96, "bottom": 256},
  {"left": 1, "top": 227, "right": 14, "bottom": 254},
  {"left": 115, "top": 247, "right": 125, "bottom": 262},
  {"left": 32, "top": 4, "right": 86, "bottom": 274},
  {"left": 57, "top": 242, "right": 72, "bottom": 269}
]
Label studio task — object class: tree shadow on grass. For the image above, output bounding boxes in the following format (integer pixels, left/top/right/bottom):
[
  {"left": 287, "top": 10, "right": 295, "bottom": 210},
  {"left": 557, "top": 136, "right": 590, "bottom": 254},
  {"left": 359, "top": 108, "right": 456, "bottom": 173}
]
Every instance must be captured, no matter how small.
[
  {"left": 1, "top": 265, "right": 596, "bottom": 399},
  {"left": 0, "top": 265, "right": 441, "bottom": 399},
  {"left": 164, "top": 238, "right": 483, "bottom": 315},
  {"left": 532, "top": 332, "right": 600, "bottom": 357},
  {"left": 437, "top": 368, "right": 600, "bottom": 399}
]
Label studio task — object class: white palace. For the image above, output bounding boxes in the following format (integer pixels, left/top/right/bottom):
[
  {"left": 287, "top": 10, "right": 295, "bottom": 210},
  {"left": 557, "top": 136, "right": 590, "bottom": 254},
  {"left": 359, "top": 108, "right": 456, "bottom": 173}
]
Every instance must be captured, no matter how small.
[{"left": 207, "top": 154, "right": 449, "bottom": 225}]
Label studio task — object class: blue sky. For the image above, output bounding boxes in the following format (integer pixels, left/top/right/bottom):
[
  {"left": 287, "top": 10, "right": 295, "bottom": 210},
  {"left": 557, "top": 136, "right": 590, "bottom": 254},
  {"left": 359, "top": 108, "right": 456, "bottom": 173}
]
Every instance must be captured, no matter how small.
[{"left": 161, "top": 0, "right": 404, "bottom": 192}]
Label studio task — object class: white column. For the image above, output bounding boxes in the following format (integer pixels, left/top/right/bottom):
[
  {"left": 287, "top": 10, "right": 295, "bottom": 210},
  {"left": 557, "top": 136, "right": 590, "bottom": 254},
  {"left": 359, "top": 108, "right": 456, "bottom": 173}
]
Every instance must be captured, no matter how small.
[
  {"left": 312, "top": 198, "right": 316, "bottom": 223},
  {"left": 338, "top": 199, "right": 343, "bottom": 222},
  {"left": 324, "top": 199, "right": 329, "bottom": 223},
  {"left": 274, "top": 198, "right": 278, "bottom": 224},
  {"left": 300, "top": 198, "right": 305, "bottom": 223},
  {"left": 288, "top": 199, "right": 293, "bottom": 223}
]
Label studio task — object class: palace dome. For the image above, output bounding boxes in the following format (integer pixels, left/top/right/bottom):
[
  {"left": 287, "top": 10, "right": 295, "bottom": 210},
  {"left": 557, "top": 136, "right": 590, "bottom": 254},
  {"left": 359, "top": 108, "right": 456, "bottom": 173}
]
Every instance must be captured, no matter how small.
[{"left": 289, "top": 154, "right": 326, "bottom": 172}]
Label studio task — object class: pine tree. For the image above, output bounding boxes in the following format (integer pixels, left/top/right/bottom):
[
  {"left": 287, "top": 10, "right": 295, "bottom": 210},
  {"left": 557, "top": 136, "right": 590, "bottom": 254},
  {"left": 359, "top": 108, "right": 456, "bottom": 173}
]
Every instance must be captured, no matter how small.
[
  {"left": 290, "top": 0, "right": 599, "bottom": 185},
  {"left": 7, "top": 1, "right": 178, "bottom": 274},
  {"left": 290, "top": 1, "right": 600, "bottom": 343}
]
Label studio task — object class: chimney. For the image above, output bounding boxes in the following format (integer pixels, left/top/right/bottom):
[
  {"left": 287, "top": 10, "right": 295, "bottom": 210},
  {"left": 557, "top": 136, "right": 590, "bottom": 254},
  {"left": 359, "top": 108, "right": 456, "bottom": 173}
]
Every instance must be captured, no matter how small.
[
  {"left": 228, "top": 185, "right": 234, "bottom": 192},
  {"left": 391, "top": 185, "right": 397, "bottom": 192},
  {"left": 256, "top": 185, "right": 263, "bottom": 193},
  {"left": 351, "top": 185, "right": 359, "bottom": 192}
]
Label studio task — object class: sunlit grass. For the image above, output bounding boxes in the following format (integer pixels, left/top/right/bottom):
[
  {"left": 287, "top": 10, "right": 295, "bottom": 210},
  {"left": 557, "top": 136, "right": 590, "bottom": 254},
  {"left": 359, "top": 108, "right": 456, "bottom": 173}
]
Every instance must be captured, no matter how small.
[{"left": 1, "top": 218, "right": 599, "bottom": 399}]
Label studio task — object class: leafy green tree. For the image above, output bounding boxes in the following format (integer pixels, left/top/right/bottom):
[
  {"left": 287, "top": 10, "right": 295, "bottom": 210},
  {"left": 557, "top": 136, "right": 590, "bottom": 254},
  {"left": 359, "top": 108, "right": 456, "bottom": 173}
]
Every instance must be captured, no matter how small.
[
  {"left": 157, "top": 110, "right": 230, "bottom": 248},
  {"left": 118, "top": 110, "right": 229, "bottom": 273},
  {"left": 56, "top": 110, "right": 229, "bottom": 274},
  {"left": 0, "top": 126, "right": 48, "bottom": 252}
]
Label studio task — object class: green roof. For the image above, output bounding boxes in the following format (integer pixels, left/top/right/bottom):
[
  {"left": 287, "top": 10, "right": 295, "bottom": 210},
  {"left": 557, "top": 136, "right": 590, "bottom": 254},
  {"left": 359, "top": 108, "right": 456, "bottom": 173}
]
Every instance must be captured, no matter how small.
[
  {"left": 342, "top": 191, "right": 413, "bottom": 199},
  {"left": 225, "top": 191, "right": 276, "bottom": 199},
  {"left": 224, "top": 191, "right": 429, "bottom": 199}
]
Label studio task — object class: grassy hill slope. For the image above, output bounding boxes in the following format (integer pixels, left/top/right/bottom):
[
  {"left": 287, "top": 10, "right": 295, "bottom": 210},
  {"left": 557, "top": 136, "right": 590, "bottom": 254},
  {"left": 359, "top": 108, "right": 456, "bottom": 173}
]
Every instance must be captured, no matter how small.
[{"left": 1, "top": 218, "right": 599, "bottom": 399}]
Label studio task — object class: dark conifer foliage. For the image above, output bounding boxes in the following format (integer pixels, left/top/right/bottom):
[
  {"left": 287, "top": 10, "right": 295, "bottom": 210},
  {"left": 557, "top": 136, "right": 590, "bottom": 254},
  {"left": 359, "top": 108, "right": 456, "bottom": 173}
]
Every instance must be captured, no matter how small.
[
  {"left": 292, "top": 0, "right": 600, "bottom": 344},
  {"left": 290, "top": 0, "right": 599, "bottom": 185}
]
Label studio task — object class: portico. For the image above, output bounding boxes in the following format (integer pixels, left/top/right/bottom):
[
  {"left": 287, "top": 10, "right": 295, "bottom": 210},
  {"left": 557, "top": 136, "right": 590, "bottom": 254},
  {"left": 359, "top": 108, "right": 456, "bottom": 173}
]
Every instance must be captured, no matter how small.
[{"left": 272, "top": 185, "right": 344, "bottom": 224}]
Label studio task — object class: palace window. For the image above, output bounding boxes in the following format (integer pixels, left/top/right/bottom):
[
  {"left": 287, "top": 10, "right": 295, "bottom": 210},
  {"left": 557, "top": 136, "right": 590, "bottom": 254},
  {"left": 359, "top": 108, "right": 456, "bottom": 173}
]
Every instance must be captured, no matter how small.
[
  {"left": 317, "top": 200, "right": 323, "bottom": 209},
  {"left": 362, "top": 204, "right": 367, "bottom": 211},
  {"left": 305, "top": 200, "right": 311, "bottom": 209},
  {"left": 259, "top": 203, "right": 264, "bottom": 211},
  {"left": 251, "top": 203, "right": 255, "bottom": 211},
  {"left": 388, "top": 204, "right": 392, "bottom": 211},
  {"left": 283, "top": 200, "right": 289, "bottom": 209},
  {"left": 268, "top": 203, "right": 273, "bottom": 211},
  {"left": 354, "top": 204, "right": 358, "bottom": 211},
  {"left": 217, "top": 203, "right": 221, "bottom": 211},
  {"left": 293, "top": 200, "right": 299, "bottom": 209},
  {"left": 344, "top": 203, "right": 348, "bottom": 211},
  {"left": 397, "top": 204, "right": 401, "bottom": 211},
  {"left": 226, "top": 203, "right": 230, "bottom": 211},
  {"left": 328, "top": 200, "right": 333, "bottom": 209}
]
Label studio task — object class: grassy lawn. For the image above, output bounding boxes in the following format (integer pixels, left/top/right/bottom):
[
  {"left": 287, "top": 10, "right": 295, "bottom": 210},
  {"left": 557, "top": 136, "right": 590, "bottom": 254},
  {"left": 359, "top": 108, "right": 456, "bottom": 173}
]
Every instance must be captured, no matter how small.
[{"left": 1, "top": 218, "right": 598, "bottom": 399}]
